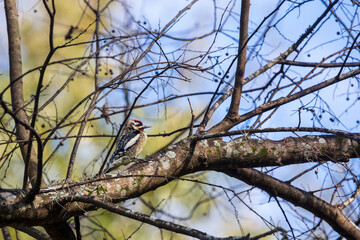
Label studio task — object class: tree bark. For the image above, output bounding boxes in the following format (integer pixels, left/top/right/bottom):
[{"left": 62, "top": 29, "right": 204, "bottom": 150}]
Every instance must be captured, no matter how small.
[
  {"left": 223, "top": 168, "right": 360, "bottom": 240},
  {"left": 0, "top": 134, "right": 358, "bottom": 238},
  {"left": 4, "top": 0, "right": 44, "bottom": 189},
  {"left": 226, "top": 0, "right": 249, "bottom": 119},
  {"left": 4, "top": 0, "right": 73, "bottom": 239},
  {"left": 43, "top": 223, "right": 76, "bottom": 240}
]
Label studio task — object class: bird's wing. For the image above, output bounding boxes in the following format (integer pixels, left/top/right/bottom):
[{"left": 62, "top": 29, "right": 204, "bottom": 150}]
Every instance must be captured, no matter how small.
[
  {"left": 103, "top": 130, "right": 141, "bottom": 174},
  {"left": 116, "top": 130, "right": 140, "bottom": 152}
]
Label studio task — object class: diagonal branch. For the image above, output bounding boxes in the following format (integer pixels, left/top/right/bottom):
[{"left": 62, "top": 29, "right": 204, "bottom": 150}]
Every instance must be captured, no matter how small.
[
  {"left": 65, "top": 1, "right": 101, "bottom": 182},
  {"left": 245, "top": 0, "right": 339, "bottom": 84},
  {"left": 73, "top": 196, "right": 251, "bottom": 240},
  {"left": 14, "top": 226, "right": 51, "bottom": 240},
  {"left": 238, "top": 67, "right": 360, "bottom": 124},
  {"left": 0, "top": 134, "right": 358, "bottom": 226},
  {"left": 198, "top": 1, "right": 286, "bottom": 133},
  {"left": 207, "top": 0, "right": 340, "bottom": 133},
  {"left": 222, "top": 168, "right": 360, "bottom": 239}
]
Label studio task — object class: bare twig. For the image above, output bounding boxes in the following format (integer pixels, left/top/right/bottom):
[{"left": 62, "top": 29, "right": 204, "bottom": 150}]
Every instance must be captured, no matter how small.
[
  {"left": 72, "top": 195, "right": 251, "bottom": 240},
  {"left": 187, "top": 98, "right": 195, "bottom": 136},
  {"left": 65, "top": 0, "right": 102, "bottom": 182},
  {"left": 227, "top": 0, "right": 250, "bottom": 119},
  {"left": 14, "top": 226, "right": 51, "bottom": 240},
  {"left": 224, "top": 168, "right": 360, "bottom": 239}
]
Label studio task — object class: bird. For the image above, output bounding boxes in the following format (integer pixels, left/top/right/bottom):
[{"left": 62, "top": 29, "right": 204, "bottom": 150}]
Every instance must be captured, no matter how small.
[{"left": 103, "top": 119, "right": 150, "bottom": 174}]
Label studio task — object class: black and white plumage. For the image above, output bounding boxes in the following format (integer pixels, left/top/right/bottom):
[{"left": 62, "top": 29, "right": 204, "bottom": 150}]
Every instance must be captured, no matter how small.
[{"left": 103, "top": 120, "right": 149, "bottom": 174}]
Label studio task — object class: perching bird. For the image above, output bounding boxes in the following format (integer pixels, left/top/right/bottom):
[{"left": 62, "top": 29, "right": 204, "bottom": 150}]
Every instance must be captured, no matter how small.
[{"left": 103, "top": 119, "right": 150, "bottom": 174}]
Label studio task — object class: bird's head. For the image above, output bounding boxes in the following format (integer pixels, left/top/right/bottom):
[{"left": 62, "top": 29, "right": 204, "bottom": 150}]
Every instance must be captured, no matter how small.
[{"left": 127, "top": 119, "right": 150, "bottom": 131}]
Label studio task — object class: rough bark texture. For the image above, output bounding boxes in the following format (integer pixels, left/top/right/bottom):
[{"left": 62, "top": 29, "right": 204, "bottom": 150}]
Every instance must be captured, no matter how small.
[
  {"left": 42, "top": 223, "right": 76, "bottom": 240},
  {"left": 0, "top": 135, "right": 358, "bottom": 237},
  {"left": 4, "top": 1, "right": 73, "bottom": 239},
  {"left": 224, "top": 168, "right": 360, "bottom": 240},
  {"left": 4, "top": 0, "right": 44, "bottom": 189}
]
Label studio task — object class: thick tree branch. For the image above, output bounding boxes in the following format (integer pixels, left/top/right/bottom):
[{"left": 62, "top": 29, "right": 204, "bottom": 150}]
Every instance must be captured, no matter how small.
[
  {"left": 222, "top": 168, "right": 360, "bottom": 239},
  {"left": 42, "top": 222, "right": 75, "bottom": 240},
  {"left": 0, "top": 134, "right": 358, "bottom": 226}
]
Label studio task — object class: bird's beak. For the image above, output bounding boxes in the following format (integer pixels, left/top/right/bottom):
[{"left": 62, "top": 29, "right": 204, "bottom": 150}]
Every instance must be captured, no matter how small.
[{"left": 142, "top": 125, "right": 151, "bottom": 129}]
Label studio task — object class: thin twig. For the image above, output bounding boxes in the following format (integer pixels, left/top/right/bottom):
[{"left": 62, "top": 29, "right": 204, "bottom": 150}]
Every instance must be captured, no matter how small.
[{"left": 187, "top": 98, "right": 195, "bottom": 137}]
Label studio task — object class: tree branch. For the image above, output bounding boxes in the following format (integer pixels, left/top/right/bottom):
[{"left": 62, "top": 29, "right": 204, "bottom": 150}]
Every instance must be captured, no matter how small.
[
  {"left": 1, "top": 227, "right": 11, "bottom": 240},
  {"left": 237, "top": 67, "right": 360, "bottom": 124},
  {"left": 42, "top": 222, "right": 75, "bottom": 240},
  {"left": 73, "top": 196, "right": 250, "bottom": 240},
  {"left": 0, "top": 134, "right": 358, "bottom": 226},
  {"left": 208, "top": 0, "right": 340, "bottom": 133},
  {"left": 14, "top": 226, "right": 51, "bottom": 240},
  {"left": 279, "top": 59, "right": 360, "bottom": 68},
  {"left": 66, "top": 1, "right": 101, "bottom": 181},
  {"left": 222, "top": 168, "right": 360, "bottom": 239},
  {"left": 227, "top": 0, "right": 249, "bottom": 119},
  {"left": 4, "top": 0, "right": 45, "bottom": 192}
]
